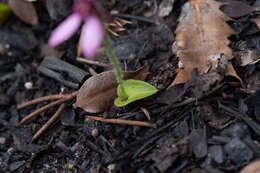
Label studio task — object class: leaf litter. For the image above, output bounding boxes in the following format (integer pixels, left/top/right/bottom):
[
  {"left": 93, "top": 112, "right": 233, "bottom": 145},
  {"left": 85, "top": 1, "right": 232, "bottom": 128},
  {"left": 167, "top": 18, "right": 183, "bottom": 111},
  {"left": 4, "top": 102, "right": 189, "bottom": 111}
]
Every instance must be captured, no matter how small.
[
  {"left": 170, "top": 0, "right": 239, "bottom": 86},
  {"left": 2, "top": 0, "right": 260, "bottom": 172}
]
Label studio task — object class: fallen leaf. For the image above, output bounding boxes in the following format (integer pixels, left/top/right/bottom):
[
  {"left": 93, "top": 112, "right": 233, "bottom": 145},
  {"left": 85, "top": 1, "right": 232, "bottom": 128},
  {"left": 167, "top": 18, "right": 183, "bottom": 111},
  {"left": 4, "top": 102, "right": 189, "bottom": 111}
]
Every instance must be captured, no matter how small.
[
  {"left": 170, "top": 0, "right": 238, "bottom": 86},
  {"left": 240, "top": 160, "right": 260, "bottom": 173},
  {"left": 8, "top": 0, "right": 38, "bottom": 25},
  {"left": 74, "top": 64, "right": 149, "bottom": 113}
]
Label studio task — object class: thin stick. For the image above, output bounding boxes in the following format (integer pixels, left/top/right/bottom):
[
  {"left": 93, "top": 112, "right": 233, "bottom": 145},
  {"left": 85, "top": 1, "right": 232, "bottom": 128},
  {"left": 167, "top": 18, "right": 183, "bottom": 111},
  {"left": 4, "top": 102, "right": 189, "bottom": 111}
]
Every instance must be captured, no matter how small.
[
  {"left": 85, "top": 115, "right": 157, "bottom": 128},
  {"left": 18, "top": 91, "right": 78, "bottom": 125},
  {"left": 112, "top": 13, "right": 155, "bottom": 24},
  {"left": 17, "top": 94, "right": 67, "bottom": 110},
  {"left": 140, "top": 107, "right": 151, "bottom": 120},
  {"left": 76, "top": 57, "right": 109, "bottom": 67},
  {"left": 31, "top": 103, "right": 67, "bottom": 143}
]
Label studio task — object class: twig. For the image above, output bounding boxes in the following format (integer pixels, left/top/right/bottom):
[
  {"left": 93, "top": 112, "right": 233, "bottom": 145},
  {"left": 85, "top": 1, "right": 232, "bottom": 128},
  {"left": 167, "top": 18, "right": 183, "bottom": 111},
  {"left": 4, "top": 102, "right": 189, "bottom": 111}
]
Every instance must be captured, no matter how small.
[
  {"left": 18, "top": 91, "right": 78, "bottom": 125},
  {"left": 76, "top": 57, "right": 109, "bottom": 67},
  {"left": 17, "top": 94, "right": 67, "bottom": 110},
  {"left": 218, "top": 102, "right": 260, "bottom": 137},
  {"left": 112, "top": 13, "right": 155, "bottom": 24},
  {"left": 85, "top": 115, "right": 157, "bottom": 128},
  {"left": 171, "top": 98, "right": 196, "bottom": 109},
  {"left": 31, "top": 103, "right": 67, "bottom": 143},
  {"left": 169, "top": 82, "right": 227, "bottom": 110},
  {"left": 140, "top": 107, "right": 151, "bottom": 120},
  {"left": 132, "top": 134, "right": 163, "bottom": 159}
]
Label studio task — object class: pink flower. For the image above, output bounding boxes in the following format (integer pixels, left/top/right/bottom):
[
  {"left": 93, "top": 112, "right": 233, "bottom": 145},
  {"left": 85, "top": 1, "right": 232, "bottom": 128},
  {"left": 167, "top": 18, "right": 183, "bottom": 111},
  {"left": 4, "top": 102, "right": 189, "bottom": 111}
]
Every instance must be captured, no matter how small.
[{"left": 48, "top": 0, "right": 103, "bottom": 59}]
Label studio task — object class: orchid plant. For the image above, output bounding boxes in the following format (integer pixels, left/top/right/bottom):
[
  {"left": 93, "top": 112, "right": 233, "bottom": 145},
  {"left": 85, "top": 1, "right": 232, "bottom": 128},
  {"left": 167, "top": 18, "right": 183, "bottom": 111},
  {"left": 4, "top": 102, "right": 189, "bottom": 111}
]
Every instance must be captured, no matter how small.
[{"left": 48, "top": 0, "right": 157, "bottom": 106}]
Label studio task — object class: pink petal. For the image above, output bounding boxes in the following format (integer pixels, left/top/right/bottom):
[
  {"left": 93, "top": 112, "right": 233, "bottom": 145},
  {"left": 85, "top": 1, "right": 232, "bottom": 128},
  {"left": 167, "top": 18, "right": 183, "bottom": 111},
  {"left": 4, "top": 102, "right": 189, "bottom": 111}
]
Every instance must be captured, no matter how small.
[
  {"left": 81, "top": 15, "right": 103, "bottom": 58},
  {"left": 48, "top": 13, "right": 82, "bottom": 47}
]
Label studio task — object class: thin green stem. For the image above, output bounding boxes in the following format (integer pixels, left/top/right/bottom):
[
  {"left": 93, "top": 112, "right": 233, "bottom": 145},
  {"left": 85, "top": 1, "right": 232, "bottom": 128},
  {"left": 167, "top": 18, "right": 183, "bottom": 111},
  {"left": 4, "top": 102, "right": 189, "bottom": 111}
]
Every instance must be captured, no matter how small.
[{"left": 103, "top": 32, "right": 128, "bottom": 100}]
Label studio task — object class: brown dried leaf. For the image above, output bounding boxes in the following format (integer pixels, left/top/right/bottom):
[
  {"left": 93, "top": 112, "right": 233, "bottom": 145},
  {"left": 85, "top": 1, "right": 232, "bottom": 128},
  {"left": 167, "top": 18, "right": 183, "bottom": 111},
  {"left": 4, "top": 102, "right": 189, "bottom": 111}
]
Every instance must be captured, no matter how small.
[
  {"left": 8, "top": 0, "right": 38, "bottom": 25},
  {"left": 170, "top": 0, "right": 238, "bottom": 86},
  {"left": 74, "top": 64, "right": 148, "bottom": 113},
  {"left": 240, "top": 160, "right": 260, "bottom": 173}
]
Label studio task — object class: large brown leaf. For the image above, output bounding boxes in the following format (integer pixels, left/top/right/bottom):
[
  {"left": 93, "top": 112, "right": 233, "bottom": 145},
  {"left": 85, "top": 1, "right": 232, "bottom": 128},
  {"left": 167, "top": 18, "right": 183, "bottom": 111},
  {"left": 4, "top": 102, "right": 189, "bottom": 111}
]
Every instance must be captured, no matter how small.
[
  {"left": 240, "top": 160, "right": 260, "bottom": 173},
  {"left": 8, "top": 0, "right": 38, "bottom": 25},
  {"left": 170, "top": 0, "right": 237, "bottom": 86},
  {"left": 74, "top": 64, "right": 148, "bottom": 113}
]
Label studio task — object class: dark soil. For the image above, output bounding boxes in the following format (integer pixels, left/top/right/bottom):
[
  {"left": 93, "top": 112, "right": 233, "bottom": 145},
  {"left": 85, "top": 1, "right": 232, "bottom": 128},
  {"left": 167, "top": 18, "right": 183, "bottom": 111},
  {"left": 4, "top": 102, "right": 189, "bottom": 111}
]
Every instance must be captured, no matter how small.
[{"left": 0, "top": 0, "right": 260, "bottom": 173}]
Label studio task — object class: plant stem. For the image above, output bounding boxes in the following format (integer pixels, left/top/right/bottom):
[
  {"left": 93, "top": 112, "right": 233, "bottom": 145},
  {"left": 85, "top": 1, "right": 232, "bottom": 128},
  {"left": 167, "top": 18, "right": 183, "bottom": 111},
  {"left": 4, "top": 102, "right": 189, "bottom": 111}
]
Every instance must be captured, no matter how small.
[{"left": 103, "top": 32, "right": 128, "bottom": 100}]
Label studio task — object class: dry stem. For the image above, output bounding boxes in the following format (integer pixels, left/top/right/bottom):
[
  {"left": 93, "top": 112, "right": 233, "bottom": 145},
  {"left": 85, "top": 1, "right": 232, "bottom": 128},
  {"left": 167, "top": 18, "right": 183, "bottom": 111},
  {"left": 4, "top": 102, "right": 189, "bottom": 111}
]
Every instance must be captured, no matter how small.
[{"left": 86, "top": 115, "right": 157, "bottom": 128}]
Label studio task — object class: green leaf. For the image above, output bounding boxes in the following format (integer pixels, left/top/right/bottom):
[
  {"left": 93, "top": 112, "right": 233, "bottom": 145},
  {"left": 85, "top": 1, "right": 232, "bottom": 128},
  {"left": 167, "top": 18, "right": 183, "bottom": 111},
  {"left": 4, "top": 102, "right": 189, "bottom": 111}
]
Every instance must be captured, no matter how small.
[
  {"left": 0, "top": 3, "right": 11, "bottom": 24},
  {"left": 68, "top": 163, "right": 74, "bottom": 169},
  {"left": 115, "top": 79, "right": 158, "bottom": 107},
  {"left": 0, "top": 3, "right": 10, "bottom": 11}
]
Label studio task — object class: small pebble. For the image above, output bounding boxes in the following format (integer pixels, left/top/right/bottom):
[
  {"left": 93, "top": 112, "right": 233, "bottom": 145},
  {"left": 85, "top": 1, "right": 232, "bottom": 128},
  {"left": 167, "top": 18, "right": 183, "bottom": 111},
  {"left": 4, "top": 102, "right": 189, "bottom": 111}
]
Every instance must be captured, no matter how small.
[
  {"left": 221, "top": 123, "right": 249, "bottom": 138},
  {"left": 107, "top": 164, "right": 116, "bottom": 172},
  {"left": 209, "top": 145, "right": 224, "bottom": 164},
  {"left": 224, "top": 138, "right": 253, "bottom": 165},
  {"left": 173, "top": 120, "right": 189, "bottom": 139},
  {"left": 24, "top": 82, "right": 33, "bottom": 90},
  {"left": 91, "top": 128, "right": 99, "bottom": 137},
  {"left": 0, "top": 137, "right": 6, "bottom": 144},
  {"left": 9, "top": 161, "right": 25, "bottom": 172},
  {"left": 110, "top": 139, "right": 117, "bottom": 147},
  {"left": 190, "top": 129, "right": 208, "bottom": 159},
  {"left": 7, "top": 147, "right": 14, "bottom": 153}
]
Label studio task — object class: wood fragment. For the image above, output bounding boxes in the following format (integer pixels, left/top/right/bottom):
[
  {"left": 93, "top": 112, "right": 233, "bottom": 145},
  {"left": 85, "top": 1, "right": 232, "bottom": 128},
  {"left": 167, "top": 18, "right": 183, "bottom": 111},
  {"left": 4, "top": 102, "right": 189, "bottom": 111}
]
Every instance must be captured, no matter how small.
[
  {"left": 31, "top": 103, "right": 67, "bottom": 143},
  {"left": 39, "top": 56, "right": 88, "bottom": 89},
  {"left": 85, "top": 115, "right": 157, "bottom": 128}
]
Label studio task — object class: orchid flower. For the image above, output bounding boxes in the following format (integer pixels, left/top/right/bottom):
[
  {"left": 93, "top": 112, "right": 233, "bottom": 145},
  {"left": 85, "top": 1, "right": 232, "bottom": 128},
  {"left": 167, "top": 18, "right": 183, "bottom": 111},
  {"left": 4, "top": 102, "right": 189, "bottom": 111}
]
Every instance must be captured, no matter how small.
[{"left": 48, "top": 0, "right": 103, "bottom": 58}]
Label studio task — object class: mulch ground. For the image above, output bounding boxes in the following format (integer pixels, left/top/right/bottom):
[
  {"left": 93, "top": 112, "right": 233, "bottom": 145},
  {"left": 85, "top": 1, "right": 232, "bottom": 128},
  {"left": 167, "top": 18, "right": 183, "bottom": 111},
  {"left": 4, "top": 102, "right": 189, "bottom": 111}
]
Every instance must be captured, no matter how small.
[{"left": 0, "top": 0, "right": 260, "bottom": 172}]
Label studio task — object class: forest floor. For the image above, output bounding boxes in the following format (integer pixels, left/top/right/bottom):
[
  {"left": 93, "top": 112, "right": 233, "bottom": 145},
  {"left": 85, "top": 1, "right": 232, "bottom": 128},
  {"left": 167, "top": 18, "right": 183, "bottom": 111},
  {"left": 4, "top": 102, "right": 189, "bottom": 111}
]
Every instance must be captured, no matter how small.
[{"left": 0, "top": 0, "right": 260, "bottom": 172}]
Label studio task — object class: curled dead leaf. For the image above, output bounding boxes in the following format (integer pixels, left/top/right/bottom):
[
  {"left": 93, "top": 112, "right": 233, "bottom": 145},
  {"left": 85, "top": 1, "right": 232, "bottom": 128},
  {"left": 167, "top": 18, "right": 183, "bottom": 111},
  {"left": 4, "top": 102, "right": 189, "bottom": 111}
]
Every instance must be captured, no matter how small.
[
  {"left": 240, "top": 160, "right": 260, "bottom": 173},
  {"left": 170, "top": 0, "right": 238, "bottom": 87},
  {"left": 74, "top": 64, "right": 148, "bottom": 113},
  {"left": 8, "top": 0, "right": 38, "bottom": 25}
]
